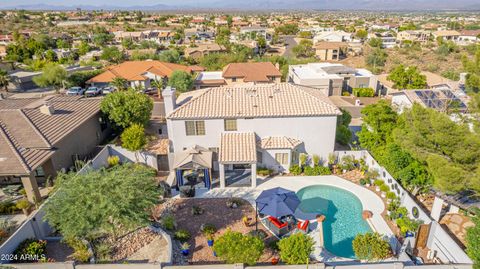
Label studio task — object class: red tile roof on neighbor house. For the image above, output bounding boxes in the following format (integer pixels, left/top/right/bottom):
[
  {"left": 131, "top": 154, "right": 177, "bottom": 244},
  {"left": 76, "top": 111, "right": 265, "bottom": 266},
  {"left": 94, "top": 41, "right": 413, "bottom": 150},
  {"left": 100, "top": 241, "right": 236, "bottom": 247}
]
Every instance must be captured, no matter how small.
[
  {"left": 0, "top": 95, "right": 101, "bottom": 176},
  {"left": 87, "top": 61, "right": 204, "bottom": 83},
  {"left": 222, "top": 62, "right": 282, "bottom": 83}
]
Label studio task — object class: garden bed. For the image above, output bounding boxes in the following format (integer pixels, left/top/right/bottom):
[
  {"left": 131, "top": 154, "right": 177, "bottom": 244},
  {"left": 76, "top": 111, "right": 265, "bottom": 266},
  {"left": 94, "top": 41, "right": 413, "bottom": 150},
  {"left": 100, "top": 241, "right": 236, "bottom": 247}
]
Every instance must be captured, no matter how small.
[{"left": 152, "top": 198, "right": 277, "bottom": 265}]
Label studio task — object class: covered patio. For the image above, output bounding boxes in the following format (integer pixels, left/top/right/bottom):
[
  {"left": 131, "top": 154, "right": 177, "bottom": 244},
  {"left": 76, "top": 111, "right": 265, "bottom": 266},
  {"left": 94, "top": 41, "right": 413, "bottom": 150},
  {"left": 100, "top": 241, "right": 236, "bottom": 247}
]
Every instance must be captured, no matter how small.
[
  {"left": 170, "top": 145, "right": 213, "bottom": 190},
  {"left": 219, "top": 132, "right": 257, "bottom": 188}
]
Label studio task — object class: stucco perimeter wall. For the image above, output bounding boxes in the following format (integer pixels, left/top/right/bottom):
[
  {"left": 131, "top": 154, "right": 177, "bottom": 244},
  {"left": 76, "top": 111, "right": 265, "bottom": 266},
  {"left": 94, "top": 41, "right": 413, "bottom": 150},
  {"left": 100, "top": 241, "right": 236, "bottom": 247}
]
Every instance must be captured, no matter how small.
[{"left": 335, "top": 150, "right": 472, "bottom": 264}]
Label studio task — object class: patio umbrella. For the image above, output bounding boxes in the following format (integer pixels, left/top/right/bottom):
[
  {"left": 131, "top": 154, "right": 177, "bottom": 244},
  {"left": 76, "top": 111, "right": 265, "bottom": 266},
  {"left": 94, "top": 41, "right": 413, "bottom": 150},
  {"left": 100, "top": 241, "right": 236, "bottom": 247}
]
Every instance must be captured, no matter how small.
[{"left": 255, "top": 187, "right": 301, "bottom": 218}]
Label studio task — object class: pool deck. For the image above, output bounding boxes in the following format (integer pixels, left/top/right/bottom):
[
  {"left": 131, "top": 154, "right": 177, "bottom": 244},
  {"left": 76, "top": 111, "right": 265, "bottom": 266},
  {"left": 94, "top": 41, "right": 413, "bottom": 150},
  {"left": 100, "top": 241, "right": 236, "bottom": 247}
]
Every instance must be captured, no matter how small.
[{"left": 199, "top": 175, "right": 399, "bottom": 262}]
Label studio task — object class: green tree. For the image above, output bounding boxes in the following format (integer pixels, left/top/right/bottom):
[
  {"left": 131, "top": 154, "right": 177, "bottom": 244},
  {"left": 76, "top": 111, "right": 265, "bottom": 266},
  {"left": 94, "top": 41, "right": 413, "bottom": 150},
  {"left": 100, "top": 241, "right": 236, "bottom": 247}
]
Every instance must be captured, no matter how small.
[
  {"left": 365, "top": 48, "right": 388, "bottom": 73},
  {"left": 158, "top": 49, "right": 181, "bottom": 63},
  {"left": 336, "top": 109, "right": 352, "bottom": 146},
  {"left": 111, "top": 77, "right": 128, "bottom": 91},
  {"left": 387, "top": 65, "right": 427, "bottom": 89},
  {"left": 355, "top": 29, "right": 368, "bottom": 39},
  {"left": 212, "top": 230, "right": 264, "bottom": 265},
  {"left": 368, "top": 37, "right": 383, "bottom": 48},
  {"left": 77, "top": 41, "right": 91, "bottom": 56},
  {"left": 278, "top": 232, "right": 314, "bottom": 265},
  {"left": 298, "top": 31, "right": 313, "bottom": 39},
  {"left": 100, "top": 89, "right": 153, "bottom": 129},
  {"left": 352, "top": 232, "right": 391, "bottom": 261},
  {"left": 466, "top": 209, "right": 480, "bottom": 269},
  {"left": 292, "top": 39, "right": 315, "bottom": 58},
  {"left": 121, "top": 124, "right": 147, "bottom": 161},
  {"left": 44, "top": 49, "right": 57, "bottom": 62},
  {"left": 33, "top": 63, "right": 67, "bottom": 91},
  {"left": 168, "top": 70, "right": 193, "bottom": 92},
  {"left": 121, "top": 38, "right": 134, "bottom": 50},
  {"left": 275, "top": 24, "right": 299, "bottom": 35},
  {"left": 66, "top": 69, "right": 103, "bottom": 88},
  {"left": 151, "top": 79, "right": 164, "bottom": 97},
  {"left": 101, "top": 46, "right": 125, "bottom": 64},
  {"left": 0, "top": 69, "right": 10, "bottom": 91},
  {"left": 44, "top": 163, "right": 158, "bottom": 240}
]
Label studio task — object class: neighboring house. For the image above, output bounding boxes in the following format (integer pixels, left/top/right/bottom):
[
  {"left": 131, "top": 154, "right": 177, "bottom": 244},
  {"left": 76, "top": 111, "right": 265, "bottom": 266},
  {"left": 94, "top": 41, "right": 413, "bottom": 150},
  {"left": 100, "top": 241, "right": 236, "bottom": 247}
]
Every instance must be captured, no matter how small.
[
  {"left": 313, "top": 31, "right": 352, "bottom": 43},
  {"left": 10, "top": 66, "right": 93, "bottom": 91},
  {"left": 288, "top": 62, "right": 378, "bottom": 96},
  {"left": 113, "top": 31, "right": 147, "bottom": 43},
  {"left": 221, "top": 62, "right": 282, "bottom": 85},
  {"left": 86, "top": 61, "right": 204, "bottom": 89},
  {"left": 184, "top": 44, "right": 227, "bottom": 60},
  {"left": 432, "top": 30, "right": 460, "bottom": 42},
  {"left": 391, "top": 87, "right": 467, "bottom": 113},
  {"left": 235, "top": 26, "right": 271, "bottom": 42},
  {"left": 370, "top": 32, "right": 397, "bottom": 48},
  {"left": 457, "top": 30, "right": 480, "bottom": 45},
  {"left": 0, "top": 95, "right": 110, "bottom": 203},
  {"left": 163, "top": 83, "right": 341, "bottom": 189},
  {"left": 396, "top": 30, "right": 430, "bottom": 43},
  {"left": 314, "top": 41, "right": 348, "bottom": 61},
  {"left": 194, "top": 71, "right": 227, "bottom": 89}
]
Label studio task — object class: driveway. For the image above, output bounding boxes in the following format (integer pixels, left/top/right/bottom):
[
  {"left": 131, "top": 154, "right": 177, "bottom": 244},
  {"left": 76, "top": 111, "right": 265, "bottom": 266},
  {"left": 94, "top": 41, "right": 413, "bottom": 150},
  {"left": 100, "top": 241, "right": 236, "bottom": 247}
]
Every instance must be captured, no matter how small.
[{"left": 281, "top": 35, "right": 298, "bottom": 58}]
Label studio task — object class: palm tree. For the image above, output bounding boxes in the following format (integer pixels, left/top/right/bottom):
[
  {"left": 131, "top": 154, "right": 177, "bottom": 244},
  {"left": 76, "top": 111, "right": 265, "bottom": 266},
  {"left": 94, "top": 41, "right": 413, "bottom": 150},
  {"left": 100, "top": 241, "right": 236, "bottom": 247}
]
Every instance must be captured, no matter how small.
[
  {"left": 151, "top": 78, "right": 164, "bottom": 98},
  {"left": 0, "top": 69, "right": 10, "bottom": 92},
  {"left": 111, "top": 77, "right": 128, "bottom": 91}
]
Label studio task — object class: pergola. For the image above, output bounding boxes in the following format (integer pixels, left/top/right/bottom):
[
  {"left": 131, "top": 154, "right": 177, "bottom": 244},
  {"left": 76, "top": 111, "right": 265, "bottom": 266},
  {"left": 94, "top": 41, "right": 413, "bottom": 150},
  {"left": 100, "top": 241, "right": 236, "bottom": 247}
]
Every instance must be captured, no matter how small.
[{"left": 172, "top": 145, "right": 213, "bottom": 189}]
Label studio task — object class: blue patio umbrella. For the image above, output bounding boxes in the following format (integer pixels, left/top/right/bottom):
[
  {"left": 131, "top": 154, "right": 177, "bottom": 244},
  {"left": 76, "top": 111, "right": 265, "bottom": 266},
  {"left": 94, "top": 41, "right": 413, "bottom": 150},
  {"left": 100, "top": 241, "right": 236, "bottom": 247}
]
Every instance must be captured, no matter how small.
[{"left": 255, "top": 187, "right": 301, "bottom": 218}]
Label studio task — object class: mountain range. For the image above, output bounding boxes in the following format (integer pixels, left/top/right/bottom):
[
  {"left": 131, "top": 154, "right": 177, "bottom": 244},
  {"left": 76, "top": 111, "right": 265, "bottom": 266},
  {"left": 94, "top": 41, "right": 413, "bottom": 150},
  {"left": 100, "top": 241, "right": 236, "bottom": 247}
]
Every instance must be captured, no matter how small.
[{"left": 2, "top": 0, "right": 480, "bottom": 11}]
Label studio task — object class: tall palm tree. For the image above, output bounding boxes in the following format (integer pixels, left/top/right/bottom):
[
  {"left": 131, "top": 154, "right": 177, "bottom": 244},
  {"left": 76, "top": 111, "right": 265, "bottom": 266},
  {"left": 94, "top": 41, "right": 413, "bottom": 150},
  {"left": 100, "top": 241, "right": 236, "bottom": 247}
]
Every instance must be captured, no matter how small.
[
  {"left": 0, "top": 69, "right": 10, "bottom": 92},
  {"left": 111, "top": 77, "right": 128, "bottom": 91},
  {"left": 151, "top": 78, "right": 164, "bottom": 98}
]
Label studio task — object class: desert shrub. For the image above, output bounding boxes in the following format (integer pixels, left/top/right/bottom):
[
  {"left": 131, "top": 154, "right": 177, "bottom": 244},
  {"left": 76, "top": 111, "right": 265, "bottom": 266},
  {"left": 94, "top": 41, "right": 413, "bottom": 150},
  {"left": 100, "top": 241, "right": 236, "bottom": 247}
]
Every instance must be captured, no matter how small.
[
  {"left": 0, "top": 201, "right": 19, "bottom": 215},
  {"left": 380, "top": 184, "right": 390, "bottom": 193},
  {"left": 352, "top": 232, "right": 391, "bottom": 261},
  {"left": 299, "top": 153, "right": 307, "bottom": 166},
  {"left": 312, "top": 154, "right": 320, "bottom": 166},
  {"left": 162, "top": 215, "right": 176, "bottom": 231},
  {"left": 360, "top": 178, "right": 368, "bottom": 185},
  {"left": 374, "top": 179, "right": 385, "bottom": 186},
  {"left": 386, "top": 191, "right": 396, "bottom": 200},
  {"left": 304, "top": 166, "right": 332, "bottom": 176},
  {"left": 257, "top": 166, "right": 273, "bottom": 177},
  {"left": 191, "top": 205, "right": 204, "bottom": 215},
  {"left": 65, "top": 237, "right": 91, "bottom": 263},
  {"left": 353, "top": 87, "right": 375, "bottom": 97},
  {"left": 201, "top": 223, "right": 217, "bottom": 235},
  {"left": 94, "top": 242, "right": 112, "bottom": 261},
  {"left": 14, "top": 239, "right": 47, "bottom": 262},
  {"left": 278, "top": 232, "right": 314, "bottom": 264},
  {"left": 226, "top": 197, "right": 244, "bottom": 208},
  {"left": 213, "top": 230, "right": 264, "bottom": 265},
  {"left": 174, "top": 229, "right": 191, "bottom": 242},
  {"left": 396, "top": 214, "right": 422, "bottom": 235},
  {"left": 339, "top": 155, "right": 356, "bottom": 171},
  {"left": 107, "top": 156, "right": 120, "bottom": 167},
  {"left": 289, "top": 164, "right": 302, "bottom": 175},
  {"left": 16, "top": 199, "right": 31, "bottom": 210}
]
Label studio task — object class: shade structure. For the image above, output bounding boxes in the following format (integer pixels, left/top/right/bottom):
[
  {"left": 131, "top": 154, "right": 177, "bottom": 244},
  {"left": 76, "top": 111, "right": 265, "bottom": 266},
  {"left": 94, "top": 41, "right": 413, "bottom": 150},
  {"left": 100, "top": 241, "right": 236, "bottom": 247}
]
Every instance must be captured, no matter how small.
[{"left": 255, "top": 187, "right": 301, "bottom": 218}]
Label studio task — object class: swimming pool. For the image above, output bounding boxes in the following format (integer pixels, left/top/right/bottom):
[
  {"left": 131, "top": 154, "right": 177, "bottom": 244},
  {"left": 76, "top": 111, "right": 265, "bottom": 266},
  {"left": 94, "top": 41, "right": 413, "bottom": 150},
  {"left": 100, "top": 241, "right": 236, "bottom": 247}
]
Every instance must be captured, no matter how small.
[{"left": 296, "top": 185, "right": 372, "bottom": 259}]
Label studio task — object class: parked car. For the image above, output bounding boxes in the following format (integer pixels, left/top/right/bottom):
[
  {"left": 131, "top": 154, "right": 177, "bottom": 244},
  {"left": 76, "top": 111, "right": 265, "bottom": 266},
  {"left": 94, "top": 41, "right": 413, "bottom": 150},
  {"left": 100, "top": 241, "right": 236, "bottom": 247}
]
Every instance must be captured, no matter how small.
[
  {"left": 102, "top": 86, "right": 115, "bottom": 94},
  {"left": 66, "top": 87, "right": 85, "bottom": 96},
  {"left": 85, "top": 87, "right": 101, "bottom": 97}
]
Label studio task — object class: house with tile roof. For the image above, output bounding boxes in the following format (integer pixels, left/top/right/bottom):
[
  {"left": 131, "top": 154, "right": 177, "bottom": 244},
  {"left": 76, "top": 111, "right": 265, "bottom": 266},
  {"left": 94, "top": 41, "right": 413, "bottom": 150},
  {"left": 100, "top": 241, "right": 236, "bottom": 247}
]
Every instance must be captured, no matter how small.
[
  {"left": 162, "top": 83, "right": 341, "bottom": 189},
  {"left": 86, "top": 61, "right": 204, "bottom": 89},
  {"left": 0, "top": 95, "right": 110, "bottom": 203}
]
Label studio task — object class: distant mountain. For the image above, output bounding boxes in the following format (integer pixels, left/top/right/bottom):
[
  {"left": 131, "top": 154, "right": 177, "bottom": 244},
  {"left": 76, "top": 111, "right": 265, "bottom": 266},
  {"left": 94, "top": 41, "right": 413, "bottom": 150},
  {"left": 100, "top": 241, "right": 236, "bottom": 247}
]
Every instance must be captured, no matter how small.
[{"left": 2, "top": 0, "right": 480, "bottom": 11}]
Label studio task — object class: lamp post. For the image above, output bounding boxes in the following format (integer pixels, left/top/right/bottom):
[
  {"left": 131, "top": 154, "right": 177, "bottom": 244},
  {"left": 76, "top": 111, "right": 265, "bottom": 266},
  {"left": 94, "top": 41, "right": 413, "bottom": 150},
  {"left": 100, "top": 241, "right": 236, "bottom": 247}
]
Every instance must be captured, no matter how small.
[{"left": 255, "top": 201, "right": 258, "bottom": 231}]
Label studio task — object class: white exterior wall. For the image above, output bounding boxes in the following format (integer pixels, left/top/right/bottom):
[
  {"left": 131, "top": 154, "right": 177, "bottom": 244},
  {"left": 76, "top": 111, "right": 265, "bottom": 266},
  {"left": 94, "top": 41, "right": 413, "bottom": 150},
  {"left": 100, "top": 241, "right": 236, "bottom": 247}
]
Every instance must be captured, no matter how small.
[
  {"left": 392, "top": 94, "right": 413, "bottom": 113},
  {"left": 261, "top": 148, "right": 292, "bottom": 172},
  {"left": 169, "top": 116, "right": 338, "bottom": 164}
]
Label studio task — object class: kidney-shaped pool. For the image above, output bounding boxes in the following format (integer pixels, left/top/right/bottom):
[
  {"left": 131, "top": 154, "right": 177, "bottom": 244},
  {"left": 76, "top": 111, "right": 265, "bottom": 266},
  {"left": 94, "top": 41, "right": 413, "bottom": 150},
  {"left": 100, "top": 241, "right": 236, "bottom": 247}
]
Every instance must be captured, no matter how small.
[{"left": 296, "top": 185, "right": 372, "bottom": 259}]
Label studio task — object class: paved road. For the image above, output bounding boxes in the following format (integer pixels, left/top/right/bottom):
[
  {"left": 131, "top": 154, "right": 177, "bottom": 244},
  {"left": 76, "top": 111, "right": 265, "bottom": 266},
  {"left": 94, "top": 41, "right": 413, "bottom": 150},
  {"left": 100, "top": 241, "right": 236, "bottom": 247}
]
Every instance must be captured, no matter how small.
[{"left": 281, "top": 35, "right": 297, "bottom": 58}]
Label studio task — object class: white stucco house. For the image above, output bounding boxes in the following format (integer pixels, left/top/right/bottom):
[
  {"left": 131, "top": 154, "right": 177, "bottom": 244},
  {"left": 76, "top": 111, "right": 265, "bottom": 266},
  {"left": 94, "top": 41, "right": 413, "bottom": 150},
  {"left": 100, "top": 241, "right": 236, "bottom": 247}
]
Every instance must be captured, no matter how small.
[{"left": 163, "top": 83, "right": 341, "bottom": 189}]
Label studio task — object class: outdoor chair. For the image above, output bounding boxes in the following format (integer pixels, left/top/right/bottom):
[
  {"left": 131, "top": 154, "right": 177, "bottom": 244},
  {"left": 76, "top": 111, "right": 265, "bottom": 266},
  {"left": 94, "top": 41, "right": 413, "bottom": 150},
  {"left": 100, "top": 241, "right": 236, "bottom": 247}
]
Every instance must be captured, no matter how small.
[
  {"left": 296, "top": 220, "right": 310, "bottom": 233},
  {"left": 266, "top": 216, "right": 289, "bottom": 237}
]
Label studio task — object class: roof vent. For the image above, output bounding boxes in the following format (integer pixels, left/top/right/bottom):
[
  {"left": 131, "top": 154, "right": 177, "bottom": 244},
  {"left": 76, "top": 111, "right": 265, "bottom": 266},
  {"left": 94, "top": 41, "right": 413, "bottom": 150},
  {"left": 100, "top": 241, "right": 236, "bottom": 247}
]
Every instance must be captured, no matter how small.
[{"left": 40, "top": 104, "right": 55, "bottom": 115}]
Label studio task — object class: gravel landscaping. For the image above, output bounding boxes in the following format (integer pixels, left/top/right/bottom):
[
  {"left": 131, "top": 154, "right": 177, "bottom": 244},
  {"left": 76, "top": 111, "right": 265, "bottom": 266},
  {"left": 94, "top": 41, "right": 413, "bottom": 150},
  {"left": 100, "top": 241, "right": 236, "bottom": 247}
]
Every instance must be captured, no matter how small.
[{"left": 152, "top": 197, "right": 277, "bottom": 265}]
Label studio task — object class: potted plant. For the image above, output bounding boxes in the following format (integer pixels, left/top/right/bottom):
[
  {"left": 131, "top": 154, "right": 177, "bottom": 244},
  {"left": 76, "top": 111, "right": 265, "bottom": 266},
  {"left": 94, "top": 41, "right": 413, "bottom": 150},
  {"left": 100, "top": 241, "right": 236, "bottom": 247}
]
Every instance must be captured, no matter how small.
[
  {"left": 206, "top": 233, "right": 214, "bottom": 247},
  {"left": 380, "top": 185, "right": 390, "bottom": 198},
  {"left": 374, "top": 179, "right": 384, "bottom": 192},
  {"left": 181, "top": 242, "right": 190, "bottom": 256},
  {"left": 271, "top": 257, "right": 279, "bottom": 265}
]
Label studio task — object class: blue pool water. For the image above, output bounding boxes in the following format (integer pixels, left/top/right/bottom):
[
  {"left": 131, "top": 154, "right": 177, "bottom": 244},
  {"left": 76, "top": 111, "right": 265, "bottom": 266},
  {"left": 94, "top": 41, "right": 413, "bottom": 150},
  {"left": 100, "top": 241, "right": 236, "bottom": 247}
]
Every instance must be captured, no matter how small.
[{"left": 296, "top": 185, "right": 372, "bottom": 259}]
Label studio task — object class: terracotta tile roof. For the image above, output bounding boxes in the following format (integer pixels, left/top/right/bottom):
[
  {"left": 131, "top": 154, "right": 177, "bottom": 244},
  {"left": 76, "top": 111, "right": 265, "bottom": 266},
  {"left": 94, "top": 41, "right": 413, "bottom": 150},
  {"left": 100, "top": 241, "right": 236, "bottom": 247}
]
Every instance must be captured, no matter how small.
[
  {"left": 460, "top": 30, "right": 480, "bottom": 37},
  {"left": 168, "top": 83, "right": 341, "bottom": 120},
  {"left": 0, "top": 95, "right": 102, "bottom": 176},
  {"left": 185, "top": 44, "right": 226, "bottom": 55},
  {"left": 259, "top": 136, "right": 302, "bottom": 149},
  {"left": 87, "top": 61, "right": 204, "bottom": 83},
  {"left": 219, "top": 132, "right": 257, "bottom": 164},
  {"left": 222, "top": 62, "right": 281, "bottom": 82}
]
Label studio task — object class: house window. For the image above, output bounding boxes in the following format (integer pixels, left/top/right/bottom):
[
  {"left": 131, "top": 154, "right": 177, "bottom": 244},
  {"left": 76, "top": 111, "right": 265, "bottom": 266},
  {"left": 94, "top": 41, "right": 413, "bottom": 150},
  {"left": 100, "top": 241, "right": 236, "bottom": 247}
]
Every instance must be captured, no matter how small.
[
  {"left": 275, "top": 153, "right": 289, "bottom": 165},
  {"left": 224, "top": 119, "right": 237, "bottom": 131},
  {"left": 232, "top": 77, "right": 237, "bottom": 82},
  {"left": 185, "top": 121, "right": 205, "bottom": 136},
  {"left": 34, "top": 166, "right": 45, "bottom": 177},
  {"left": 291, "top": 151, "right": 299, "bottom": 164}
]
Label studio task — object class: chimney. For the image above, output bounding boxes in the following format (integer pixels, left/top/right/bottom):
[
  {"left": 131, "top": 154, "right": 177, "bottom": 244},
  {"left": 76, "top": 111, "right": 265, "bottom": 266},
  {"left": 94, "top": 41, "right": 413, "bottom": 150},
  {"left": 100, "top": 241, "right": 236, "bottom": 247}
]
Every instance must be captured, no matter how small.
[
  {"left": 162, "top": 86, "right": 176, "bottom": 115},
  {"left": 40, "top": 104, "right": 55, "bottom": 115}
]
